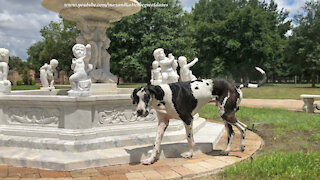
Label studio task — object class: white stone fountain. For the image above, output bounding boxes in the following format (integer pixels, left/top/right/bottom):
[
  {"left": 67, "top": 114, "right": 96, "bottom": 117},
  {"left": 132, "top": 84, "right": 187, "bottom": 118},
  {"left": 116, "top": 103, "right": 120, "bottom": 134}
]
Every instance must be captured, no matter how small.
[{"left": 0, "top": 1, "right": 224, "bottom": 171}]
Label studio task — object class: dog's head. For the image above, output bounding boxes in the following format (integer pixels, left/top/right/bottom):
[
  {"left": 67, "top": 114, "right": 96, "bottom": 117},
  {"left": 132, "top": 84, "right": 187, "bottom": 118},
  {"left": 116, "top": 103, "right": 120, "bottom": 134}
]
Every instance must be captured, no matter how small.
[{"left": 132, "top": 85, "right": 164, "bottom": 117}]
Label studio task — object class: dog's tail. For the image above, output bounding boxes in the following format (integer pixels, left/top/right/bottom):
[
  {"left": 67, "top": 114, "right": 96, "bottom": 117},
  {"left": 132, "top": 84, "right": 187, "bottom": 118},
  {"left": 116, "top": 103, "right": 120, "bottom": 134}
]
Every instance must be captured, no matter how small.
[{"left": 238, "top": 67, "right": 267, "bottom": 88}]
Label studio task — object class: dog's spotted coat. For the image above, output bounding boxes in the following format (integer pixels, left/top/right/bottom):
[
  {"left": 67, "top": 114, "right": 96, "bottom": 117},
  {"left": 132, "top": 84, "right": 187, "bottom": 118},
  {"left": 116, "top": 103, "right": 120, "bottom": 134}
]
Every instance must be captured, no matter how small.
[{"left": 132, "top": 68, "right": 266, "bottom": 165}]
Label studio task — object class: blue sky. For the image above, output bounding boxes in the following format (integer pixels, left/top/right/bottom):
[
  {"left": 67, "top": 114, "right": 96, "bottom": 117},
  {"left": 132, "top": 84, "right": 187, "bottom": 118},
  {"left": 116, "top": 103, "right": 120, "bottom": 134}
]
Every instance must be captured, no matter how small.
[{"left": 0, "top": 0, "right": 307, "bottom": 60}]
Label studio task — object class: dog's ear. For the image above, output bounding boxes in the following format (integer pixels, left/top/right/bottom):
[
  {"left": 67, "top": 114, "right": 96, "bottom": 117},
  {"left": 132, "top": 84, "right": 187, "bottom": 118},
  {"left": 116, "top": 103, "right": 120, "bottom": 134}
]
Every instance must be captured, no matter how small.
[
  {"left": 132, "top": 87, "right": 141, "bottom": 104},
  {"left": 146, "top": 85, "right": 164, "bottom": 100}
]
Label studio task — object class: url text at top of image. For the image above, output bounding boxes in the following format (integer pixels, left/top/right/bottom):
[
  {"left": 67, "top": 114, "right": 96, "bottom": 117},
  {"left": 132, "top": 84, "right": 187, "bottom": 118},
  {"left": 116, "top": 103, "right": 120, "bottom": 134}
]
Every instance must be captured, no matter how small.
[{"left": 64, "top": 2, "right": 169, "bottom": 8}]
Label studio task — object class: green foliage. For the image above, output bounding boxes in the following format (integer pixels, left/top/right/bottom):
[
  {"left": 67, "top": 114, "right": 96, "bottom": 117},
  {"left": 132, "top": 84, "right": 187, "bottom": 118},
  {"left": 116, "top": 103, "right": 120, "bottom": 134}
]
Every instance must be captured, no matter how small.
[
  {"left": 189, "top": 0, "right": 290, "bottom": 80},
  {"left": 221, "top": 151, "right": 320, "bottom": 180},
  {"left": 16, "top": 80, "right": 23, "bottom": 86},
  {"left": 27, "top": 19, "right": 78, "bottom": 75},
  {"left": 286, "top": 0, "right": 320, "bottom": 87},
  {"left": 9, "top": 56, "right": 25, "bottom": 73},
  {"left": 107, "top": 0, "right": 196, "bottom": 81}
]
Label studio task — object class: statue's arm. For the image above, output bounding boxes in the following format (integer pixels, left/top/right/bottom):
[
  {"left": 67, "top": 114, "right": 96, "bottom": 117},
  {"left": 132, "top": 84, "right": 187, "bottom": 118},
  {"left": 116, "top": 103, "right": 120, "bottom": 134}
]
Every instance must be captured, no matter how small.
[
  {"left": 40, "top": 64, "right": 48, "bottom": 70},
  {"left": 159, "top": 58, "right": 173, "bottom": 66},
  {"left": 151, "top": 70, "right": 154, "bottom": 80},
  {"left": 84, "top": 44, "right": 91, "bottom": 63},
  {"left": 186, "top": 58, "right": 199, "bottom": 68},
  {"left": 71, "top": 58, "right": 76, "bottom": 70}
]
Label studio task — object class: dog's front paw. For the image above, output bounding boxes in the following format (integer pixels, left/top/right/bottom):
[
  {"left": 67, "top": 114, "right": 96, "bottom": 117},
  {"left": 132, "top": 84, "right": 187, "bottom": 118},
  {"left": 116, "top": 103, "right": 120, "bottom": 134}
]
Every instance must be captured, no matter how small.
[
  {"left": 181, "top": 152, "right": 193, "bottom": 159},
  {"left": 142, "top": 157, "right": 156, "bottom": 165},
  {"left": 220, "top": 150, "right": 229, "bottom": 156}
]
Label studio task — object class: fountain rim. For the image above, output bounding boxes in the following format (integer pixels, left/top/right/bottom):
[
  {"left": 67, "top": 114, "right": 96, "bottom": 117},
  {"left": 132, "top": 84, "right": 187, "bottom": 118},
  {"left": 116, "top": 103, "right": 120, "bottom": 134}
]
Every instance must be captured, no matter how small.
[{"left": 41, "top": 0, "right": 141, "bottom": 21}]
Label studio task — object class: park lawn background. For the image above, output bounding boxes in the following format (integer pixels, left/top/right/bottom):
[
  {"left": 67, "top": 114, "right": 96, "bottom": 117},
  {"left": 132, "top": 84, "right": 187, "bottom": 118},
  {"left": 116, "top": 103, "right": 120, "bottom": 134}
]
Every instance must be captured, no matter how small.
[
  {"left": 12, "top": 83, "right": 319, "bottom": 100},
  {"left": 199, "top": 105, "right": 320, "bottom": 179},
  {"left": 241, "top": 84, "right": 320, "bottom": 99},
  {"left": 11, "top": 85, "right": 71, "bottom": 91}
]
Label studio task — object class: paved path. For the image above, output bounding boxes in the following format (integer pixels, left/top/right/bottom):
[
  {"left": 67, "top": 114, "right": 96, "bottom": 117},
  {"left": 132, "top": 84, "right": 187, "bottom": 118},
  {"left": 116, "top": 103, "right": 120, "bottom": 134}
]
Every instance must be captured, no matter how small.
[
  {"left": 0, "top": 124, "right": 262, "bottom": 180},
  {"left": 240, "top": 98, "right": 320, "bottom": 112}
]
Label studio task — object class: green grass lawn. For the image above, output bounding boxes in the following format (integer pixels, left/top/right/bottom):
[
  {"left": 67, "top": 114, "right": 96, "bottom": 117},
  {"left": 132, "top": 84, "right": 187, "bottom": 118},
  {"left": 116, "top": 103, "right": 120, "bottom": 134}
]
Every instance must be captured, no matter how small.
[
  {"left": 11, "top": 85, "right": 71, "bottom": 90},
  {"left": 11, "top": 83, "right": 145, "bottom": 90},
  {"left": 199, "top": 105, "right": 320, "bottom": 179},
  {"left": 220, "top": 151, "right": 320, "bottom": 180},
  {"left": 11, "top": 83, "right": 319, "bottom": 100},
  {"left": 117, "top": 83, "right": 147, "bottom": 88},
  {"left": 242, "top": 83, "right": 320, "bottom": 99}
]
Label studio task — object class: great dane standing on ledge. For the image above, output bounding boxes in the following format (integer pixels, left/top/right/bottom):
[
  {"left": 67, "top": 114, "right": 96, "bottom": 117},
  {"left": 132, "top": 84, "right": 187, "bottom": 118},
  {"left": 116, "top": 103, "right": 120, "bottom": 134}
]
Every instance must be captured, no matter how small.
[{"left": 132, "top": 67, "right": 267, "bottom": 165}]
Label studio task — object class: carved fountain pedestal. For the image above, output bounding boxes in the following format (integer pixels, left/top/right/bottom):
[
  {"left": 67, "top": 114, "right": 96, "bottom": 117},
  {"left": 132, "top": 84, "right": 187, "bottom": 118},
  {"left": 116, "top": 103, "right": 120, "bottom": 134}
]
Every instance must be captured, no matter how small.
[
  {"left": 0, "top": 90, "right": 224, "bottom": 170},
  {"left": 0, "top": 0, "right": 225, "bottom": 171}
]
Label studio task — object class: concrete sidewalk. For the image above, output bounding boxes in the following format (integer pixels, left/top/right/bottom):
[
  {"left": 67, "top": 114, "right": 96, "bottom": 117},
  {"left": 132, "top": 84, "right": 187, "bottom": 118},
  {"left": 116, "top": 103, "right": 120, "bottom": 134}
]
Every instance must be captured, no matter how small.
[{"left": 241, "top": 98, "right": 320, "bottom": 112}]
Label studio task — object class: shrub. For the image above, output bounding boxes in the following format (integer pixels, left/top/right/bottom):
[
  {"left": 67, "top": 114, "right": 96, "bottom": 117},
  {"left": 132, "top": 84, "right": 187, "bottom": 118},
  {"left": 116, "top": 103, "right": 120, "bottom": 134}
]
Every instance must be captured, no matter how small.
[
  {"left": 16, "top": 79, "right": 23, "bottom": 86},
  {"left": 29, "top": 78, "right": 36, "bottom": 85}
]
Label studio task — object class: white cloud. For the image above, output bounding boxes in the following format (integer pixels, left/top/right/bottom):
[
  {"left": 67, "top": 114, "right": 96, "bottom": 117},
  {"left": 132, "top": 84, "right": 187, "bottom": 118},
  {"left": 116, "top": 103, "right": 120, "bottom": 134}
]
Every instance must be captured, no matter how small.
[
  {"left": 0, "top": 0, "right": 60, "bottom": 60},
  {"left": 181, "top": 0, "right": 199, "bottom": 12},
  {"left": 263, "top": 0, "right": 307, "bottom": 15}
]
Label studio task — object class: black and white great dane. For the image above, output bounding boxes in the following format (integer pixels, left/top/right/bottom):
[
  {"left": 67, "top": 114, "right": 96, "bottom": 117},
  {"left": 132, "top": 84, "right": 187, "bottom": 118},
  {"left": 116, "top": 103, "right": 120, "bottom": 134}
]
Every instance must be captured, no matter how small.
[{"left": 132, "top": 67, "right": 266, "bottom": 165}]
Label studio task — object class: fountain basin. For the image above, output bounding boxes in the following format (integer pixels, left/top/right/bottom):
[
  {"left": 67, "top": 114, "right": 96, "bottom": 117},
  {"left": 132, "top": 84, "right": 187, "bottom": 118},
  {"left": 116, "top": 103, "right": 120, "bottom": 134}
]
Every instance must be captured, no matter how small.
[
  {"left": 42, "top": 0, "right": 141, "bottom": 23},
  {"left": 0, "top": 89, "right": 224, "bottom": 170}
]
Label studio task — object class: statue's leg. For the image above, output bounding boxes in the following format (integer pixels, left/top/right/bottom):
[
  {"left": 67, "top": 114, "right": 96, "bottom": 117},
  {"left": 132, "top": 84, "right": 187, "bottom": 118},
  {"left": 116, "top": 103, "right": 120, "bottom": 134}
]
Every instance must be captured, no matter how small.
[
  {"left": 40, "top": 69, "right": 49, "bottom": 88},
  {"left": 2, "top": 63, "right": 8, "bottom": 80},
  {"left": 162, "top": 72, "right": 168, "bottom": 84},
  {"left": 69, "top": 74, "right": 79, "bottom": 90}
]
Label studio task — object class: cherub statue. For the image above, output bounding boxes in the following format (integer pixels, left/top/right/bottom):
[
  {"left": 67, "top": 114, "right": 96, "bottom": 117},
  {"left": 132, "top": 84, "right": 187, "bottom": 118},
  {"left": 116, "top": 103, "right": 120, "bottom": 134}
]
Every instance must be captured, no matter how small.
[
  {"left": 178, "top": 56, "right": 198, "bottom": 82},
  {"left": 68, "top": 44, "right": 93, "bottom": 96},
  {"left": 40, "top": 59, "right": 59, "bottom": 90},
  {"left": 150, "top": 61, "right": 162, "bottom": 85},
  {"left": 0, "top": 48, "right": 11, "bottom": 94},
  {"left": 153, "top": 48, "right": 179, "bottom": 84}
]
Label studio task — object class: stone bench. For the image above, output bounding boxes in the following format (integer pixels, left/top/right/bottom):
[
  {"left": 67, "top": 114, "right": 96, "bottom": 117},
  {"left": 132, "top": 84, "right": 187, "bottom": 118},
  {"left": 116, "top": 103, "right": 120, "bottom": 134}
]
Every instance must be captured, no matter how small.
[{"left": 300, "top": 94, "right": 320, "bottom": 113}]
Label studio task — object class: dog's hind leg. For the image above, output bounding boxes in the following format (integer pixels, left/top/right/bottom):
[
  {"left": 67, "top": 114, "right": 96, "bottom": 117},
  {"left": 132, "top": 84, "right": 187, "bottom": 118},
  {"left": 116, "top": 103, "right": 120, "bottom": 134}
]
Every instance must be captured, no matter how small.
[
  {"left": 181, "top": 119, "right": 195, "bottom": 159},
  {"left": 234, "top": 121, "right": 247, "bottom": 152},
  {"left": 221, "top": 121, "right": 234, "bottom": 156},
  {"left": 142, "top": 116, "right": 169, "bottom": 165}
]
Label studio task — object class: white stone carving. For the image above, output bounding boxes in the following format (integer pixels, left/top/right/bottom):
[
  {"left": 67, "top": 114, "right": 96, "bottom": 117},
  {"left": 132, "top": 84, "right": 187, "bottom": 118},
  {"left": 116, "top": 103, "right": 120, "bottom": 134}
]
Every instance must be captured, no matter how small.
[
  {"left": 8, "top": 107, "right": 60, "bottom": 126},
  {"left": 178, "top": 56, "right": 198, "bottom": 82},
  {"left": 153, "top": 48, "right": 179, "bottom": 84},
  {"left": 0, "top": 48, "right": 11, "bottom": 94},
  {"left": 99, "top": 108, "right": 157, "bottom": 125},
  {"left": 68, "top": 44, "right": 93, "bottom": 97},
  {"left": 42, "top": 0, "right": 141, "bottom": 83},
  {"left": 76, "top": 21, "right": 115, "bottom": 83},
  {"left": 150, "top": 61, "right": 162, "bottom": 85},
  {"left": 40, "top": 59, "right": 59, "bottom": 90}
]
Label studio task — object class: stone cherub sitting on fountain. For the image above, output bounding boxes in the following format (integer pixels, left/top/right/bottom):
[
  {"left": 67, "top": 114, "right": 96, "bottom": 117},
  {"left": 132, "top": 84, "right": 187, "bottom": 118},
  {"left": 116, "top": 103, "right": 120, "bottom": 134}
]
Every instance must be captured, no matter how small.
[
  {"left": 68, "top": 44, "right": 93, "bottom": 97},
  {"left": 153, "top": 48, "right": 179, "bottom": 84},
  {"left": 0, "top": 48, "right": 11, "bottom": 94},
  {"left": 40, "top": 59, "right": 59, "bottom": 90},
  {"left": 150, "top": 60, "right": 162, "bottom": 85},
  {"left": 178, "top": 56, "right": 199, "bottom": 82}
]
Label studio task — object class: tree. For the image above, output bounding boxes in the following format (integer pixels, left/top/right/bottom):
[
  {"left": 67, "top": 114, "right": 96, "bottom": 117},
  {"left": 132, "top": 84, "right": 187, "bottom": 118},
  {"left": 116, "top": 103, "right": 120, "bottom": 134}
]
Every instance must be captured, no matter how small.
[
  {"left": 287, "top": 0, "right": 320, "bottom": 87},
  {"left": 9, "top": 56, "right": 25, "bottom": 74},
  {"left": 27, "top": 19, "right": 78, "bottom": 76},
  {"left": 189, "top": 0, "right": 290, "bottom": 81},
  {"left": 107, "top": 0, "right": 196, "bottom": 82}
]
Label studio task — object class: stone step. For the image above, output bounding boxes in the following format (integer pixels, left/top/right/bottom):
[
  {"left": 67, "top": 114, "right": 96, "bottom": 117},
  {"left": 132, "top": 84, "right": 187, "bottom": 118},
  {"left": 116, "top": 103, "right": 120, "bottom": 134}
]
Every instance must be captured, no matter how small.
[
  {"left": 0, "top": 122, "right": 225, "bottom": 171},
  {"left": 0, "top": 118, "right": 206, "bottom": 152}
]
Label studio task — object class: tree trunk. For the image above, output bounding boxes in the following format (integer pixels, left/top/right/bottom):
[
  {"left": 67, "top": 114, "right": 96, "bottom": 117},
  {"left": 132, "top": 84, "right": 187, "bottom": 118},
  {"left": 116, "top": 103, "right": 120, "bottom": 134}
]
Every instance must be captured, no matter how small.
[{"left": 311, "top": 72, "right": 316, "bottom": 88}]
